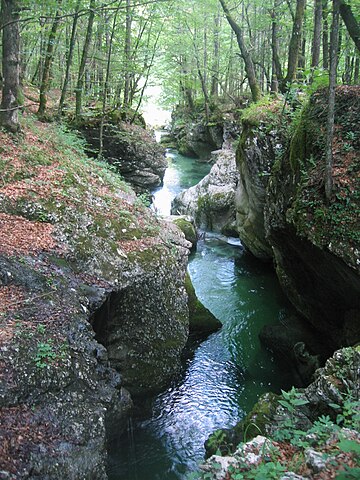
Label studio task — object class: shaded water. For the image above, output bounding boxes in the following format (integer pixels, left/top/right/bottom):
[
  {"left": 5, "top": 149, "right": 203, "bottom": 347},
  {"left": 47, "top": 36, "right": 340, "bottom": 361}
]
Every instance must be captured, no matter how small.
[
  {"left": 152, "top": 149, "right": 211, "bottom": 216},
  {"left": 108, "top": 150, "right": 291, "bottom": 480}
]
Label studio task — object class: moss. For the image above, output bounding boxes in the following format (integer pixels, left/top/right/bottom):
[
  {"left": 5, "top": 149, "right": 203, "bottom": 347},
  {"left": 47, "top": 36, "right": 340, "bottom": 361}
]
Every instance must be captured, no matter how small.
[
  {"left": 172, "top": 218, "right": 197, "bottom": 247},
  {"left": 285, "top": 89, "right": 360, "bottom": 262},
  {"left": 240, "top": 97, "right": 283, "bottom": 129},
  {"left": 185, "top": 272, "right": 221, "bottom": 333},
  {"left": 205, "top": 392, "right": 279, "bottom": 458},
  {"left": 241, "top": 392, "right": 279, "bottom": 441}
]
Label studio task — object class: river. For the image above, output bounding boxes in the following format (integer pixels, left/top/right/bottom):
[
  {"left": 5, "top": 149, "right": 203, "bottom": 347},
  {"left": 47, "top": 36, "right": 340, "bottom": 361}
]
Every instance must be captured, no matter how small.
[{"left": 107, "top": 148, "right": 292, "bottom": 480}]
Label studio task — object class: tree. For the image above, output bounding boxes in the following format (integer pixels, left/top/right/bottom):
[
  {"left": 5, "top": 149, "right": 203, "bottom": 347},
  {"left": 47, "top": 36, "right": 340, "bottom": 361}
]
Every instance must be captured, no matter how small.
[
  {"left": 0, "top": 0, "right": 21, "bottom": 132},
  {"left": 324, "top": 0, "right": 340, "bottom": 202},
  {"left": 75, "top": 0, "right": 95, "bottom": 117},
  {"left": 282, "top": 0, "right": 307, "bottom": 89},
  {"left": 311, "top": 0, "right": 323, "bottom": 67},
  {"left": 219, "top": 0, "right": 262, "bottom": 102},
  {"left": 38, "top": 1, "right": 63, "bottom": 116},
  {"left": 58, "top": 0, "right": 81, "bottom": 115},
  {"left": 339, "top": 0, "right": 360, "bottom": 53}
]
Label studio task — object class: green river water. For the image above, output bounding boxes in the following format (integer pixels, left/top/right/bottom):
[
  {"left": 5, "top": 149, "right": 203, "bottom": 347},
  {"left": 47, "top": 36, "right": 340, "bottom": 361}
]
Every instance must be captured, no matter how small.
[{"left": 108, "top": 149, "right": 292, "bottom": 480}]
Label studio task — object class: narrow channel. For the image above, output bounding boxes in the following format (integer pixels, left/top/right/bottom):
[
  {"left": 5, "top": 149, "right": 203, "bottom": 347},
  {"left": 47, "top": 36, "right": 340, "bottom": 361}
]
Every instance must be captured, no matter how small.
[{"left": 107, "top": 149, "right": 292, "bottom": 480}]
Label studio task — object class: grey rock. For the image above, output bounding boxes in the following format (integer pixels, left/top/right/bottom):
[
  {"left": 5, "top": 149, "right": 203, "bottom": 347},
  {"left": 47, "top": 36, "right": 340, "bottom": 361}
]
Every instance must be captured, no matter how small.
[
  {"left": 171, "top": 148, "right": 239, "bottom": 234},
  {"left": 305, "top": 448, "right": 327, "bottom": 473}
]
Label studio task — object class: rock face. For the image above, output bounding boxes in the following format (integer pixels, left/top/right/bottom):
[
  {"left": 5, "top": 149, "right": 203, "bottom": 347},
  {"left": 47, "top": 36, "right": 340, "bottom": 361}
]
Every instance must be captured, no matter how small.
[
  {"left": 171, "top": 148, "right": 239, "bottom": 234},
  {"left": 265, "top": 87, "right": 360, "bottom": 349},
  {"left": 76, "top": 115, "right": 167, "bottom": 191},
  {"left": 177, "top": 122, "right": 224, "bottom": 159},
  {"left": 234, "top": 103, "right": 285, "bottom": 260},
  {"left": 171, "top": 104, "right": 240, "bottom": 160},
  {"left": 0, "top": 120, "right": 190, "bottom": 477}
]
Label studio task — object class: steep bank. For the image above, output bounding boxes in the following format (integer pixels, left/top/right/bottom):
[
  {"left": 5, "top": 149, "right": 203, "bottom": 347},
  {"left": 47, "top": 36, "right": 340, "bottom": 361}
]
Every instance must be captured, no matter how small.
[
  {"left": 234, "top": 99, "right": 287, "bottom": 261},
  {"left": 266, "top": 86, "right": 360, "bottom": 350},
  {"left": 169, "top": 103, "right": 240, "bottom": 159},
  {"left": 0, "top": 116, "right": 190, "bottom": 478}
]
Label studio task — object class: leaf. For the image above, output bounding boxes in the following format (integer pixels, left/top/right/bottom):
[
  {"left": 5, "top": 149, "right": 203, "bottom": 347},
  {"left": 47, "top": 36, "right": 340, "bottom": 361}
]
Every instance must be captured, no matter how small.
[
  {"left": 292, "top": 398, "right": 310, "bottom": 406},
  {"left": 338, "top": 439, "right": 360, "bottom": 455}
]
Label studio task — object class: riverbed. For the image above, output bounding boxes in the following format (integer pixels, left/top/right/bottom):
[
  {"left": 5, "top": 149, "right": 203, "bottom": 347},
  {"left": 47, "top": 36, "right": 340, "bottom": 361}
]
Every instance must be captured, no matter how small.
[{"left": 107, "top": 149, "right": 292, "bottom": 480}]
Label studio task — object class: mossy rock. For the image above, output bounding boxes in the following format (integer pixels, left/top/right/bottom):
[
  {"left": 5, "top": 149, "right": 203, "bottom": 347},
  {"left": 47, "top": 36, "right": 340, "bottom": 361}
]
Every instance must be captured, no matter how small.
[
  {"left": 185, "top": 272, "right": 222, "bottom": 334},
  {"left": 205, "top": 392, "right": 279, "bottom": 458},
  {"left": 172, "top": 217, "right": 197, "bottom": 249}
]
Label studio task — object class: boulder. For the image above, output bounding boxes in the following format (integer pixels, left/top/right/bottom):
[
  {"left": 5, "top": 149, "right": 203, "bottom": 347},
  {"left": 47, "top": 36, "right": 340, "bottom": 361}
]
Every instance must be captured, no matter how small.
[
  {"left": 164, "top": 214, "right": 198, "bottom": 250},
  {"left": 185, "top": 272, "right": 222, "bottom": 335},
  {"left": 171, "top": 148, "right": 240, "bottom": 235},
  {"left": 76, "top": 114, "right": 167, "bottom": 192}
]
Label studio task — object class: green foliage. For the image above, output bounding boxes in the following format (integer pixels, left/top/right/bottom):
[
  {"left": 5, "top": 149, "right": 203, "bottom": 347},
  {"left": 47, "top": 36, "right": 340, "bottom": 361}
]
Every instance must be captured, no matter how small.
[
  {"left": 34, "top": 340, "right": 57, "bottom": 368},
  {"left": 278, "top": 387, "right": 310, "bottom": 413},
  {"left": 336, "top": 467, "right": 360, "bottom": 479}
]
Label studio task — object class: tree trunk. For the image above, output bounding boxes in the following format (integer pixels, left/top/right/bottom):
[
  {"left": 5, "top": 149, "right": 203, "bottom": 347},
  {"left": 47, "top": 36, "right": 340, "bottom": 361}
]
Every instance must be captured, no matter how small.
[
  {"left": 0, "top": 0, "right": 21, "bottom": 132},
  {"left": 354, "top": 56, "right": 359, "bottom": 83},
  {"left": 123, "top": 0, "right": 132, "bottom": 108},
  {"left": 324, "top": 0, "right": 339, "bottom": 202},
  {"left": 271, "top": 0, "right": 283, "bottom": 93},
  {"left": 99, "top": 5, "right": 121, "bottom": 159},
  {"left": 58, "top": 0, "right": 80, "bottom": 116},
  {"left": 219, "top": 0, "right": 261, "bottom": 102},
  {"left": 211, "top": 10, "right": 221, "bottom": 97},
  {"left": 311, "top": 0, "right": 323, "bottom": 67},
  {"left": 75, "top": 0, "right": 95, "bottom": 118},
  {"left": 339, "top": 0, "right": 360, "bottom": 53},
  {"left": 323, "top": 0, "right": 329, "bottom": 68},
  {"left": 283, "top": 0, "right": 307, "bottom": 88},
  {"left": 38, "top": 2, "right": 62, "bottom": 116}
]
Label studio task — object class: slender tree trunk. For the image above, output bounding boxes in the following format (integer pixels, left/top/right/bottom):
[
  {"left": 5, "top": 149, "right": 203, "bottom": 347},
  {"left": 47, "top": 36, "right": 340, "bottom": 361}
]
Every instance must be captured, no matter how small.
[
  {"left": 271, "top": 0, "right": 283, "bottom": 93},
  {"left": 75, "top": 0, "right": 95, "bottom": 118},
  {"left": 283, "top": 0, "right": 307, "bottom": 88},
  {"left": 131, "top": 26, "right": 162, "bottom": 124},
  {"left": 99, "top": 5, "right": 121, "bottom": 158},
  {"left": 38, "top": 2, "right": 62, "bottom": 116},
  {"left": 219, "top": 0, "right": 261, "bottom": 102},
  {"left": 312, "top": 0, "right": 323, "bottom": 67},
  {"left": 0, "top": 0, "right": 21, "bottom": 132},
  {"left": 58, "top": 0, "right": 80, "bottom": 115},
  {"left": 325, "top": 0, "right": 339, "bottom": 202},
  {"left": 211, "top": 10, "right": 221, "bottom": 97},
  {"left": 354, "top": 57, "right": 359, "bottom": 83},
  {"left": 323, "top": 0, "right": 329, "bottom": 68},
  {"left": 339, "top": 0, "right": 360, "bottom": 53},
  {"left": 123, "top": 0, "right": 132, "bottom": 108}
]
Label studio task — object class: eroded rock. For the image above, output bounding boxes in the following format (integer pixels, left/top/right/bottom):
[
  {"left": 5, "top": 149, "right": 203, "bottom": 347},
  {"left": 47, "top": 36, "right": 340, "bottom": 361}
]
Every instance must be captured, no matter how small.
[{"left": 171, "top": 148, "right": 239, "bottom": 234}]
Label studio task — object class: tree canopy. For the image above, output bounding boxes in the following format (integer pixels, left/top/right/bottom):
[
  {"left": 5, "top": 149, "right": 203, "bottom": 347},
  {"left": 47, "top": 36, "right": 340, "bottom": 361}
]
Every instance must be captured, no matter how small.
[{"left": 0, "top": 0, "right": 359, "bottom": 126}]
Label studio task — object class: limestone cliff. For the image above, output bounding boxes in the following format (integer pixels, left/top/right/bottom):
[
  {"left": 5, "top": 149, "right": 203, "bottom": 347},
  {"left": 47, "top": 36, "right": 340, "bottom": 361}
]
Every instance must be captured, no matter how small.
[
  {"left": 234, "top": 100, "right": 286, "bottom": 260},
  {"left": 0, "top": 117, "right": 190, "bottom": 478},
  {"left": 265, "top": 86, "right": 360, "bottom": 350}
]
